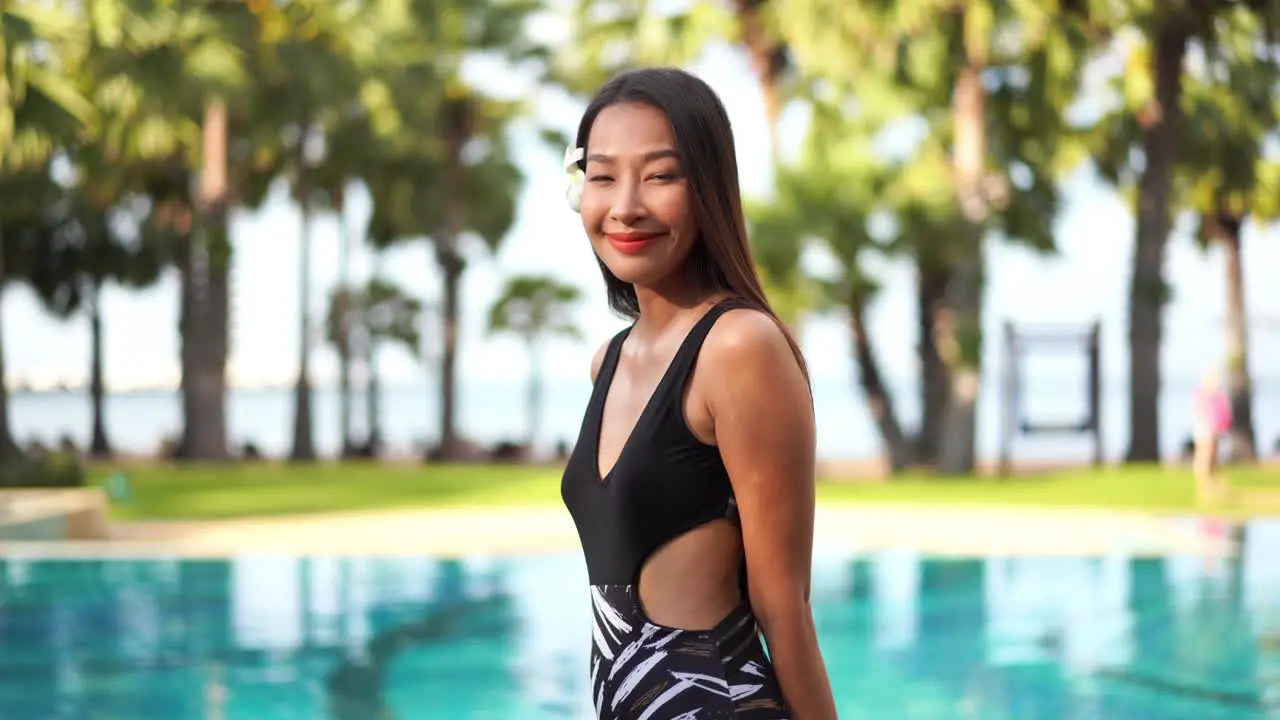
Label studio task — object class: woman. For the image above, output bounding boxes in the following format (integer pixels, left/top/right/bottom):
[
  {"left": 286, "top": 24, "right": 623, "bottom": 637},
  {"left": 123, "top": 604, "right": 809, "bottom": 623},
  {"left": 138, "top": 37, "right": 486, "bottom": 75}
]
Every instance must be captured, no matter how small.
[
  {"left": 1192, "top": 367, "right": 1231, "bottom": 502},
  {"left": 559, "top": 67, "right": 838, "bottom": 719}
]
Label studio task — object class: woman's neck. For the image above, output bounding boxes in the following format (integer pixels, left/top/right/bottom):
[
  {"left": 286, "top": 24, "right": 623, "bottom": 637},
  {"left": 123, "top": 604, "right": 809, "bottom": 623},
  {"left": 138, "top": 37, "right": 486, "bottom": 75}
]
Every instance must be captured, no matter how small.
[{"left": 631, "top": 271, "right": 722, "bottom": 338}]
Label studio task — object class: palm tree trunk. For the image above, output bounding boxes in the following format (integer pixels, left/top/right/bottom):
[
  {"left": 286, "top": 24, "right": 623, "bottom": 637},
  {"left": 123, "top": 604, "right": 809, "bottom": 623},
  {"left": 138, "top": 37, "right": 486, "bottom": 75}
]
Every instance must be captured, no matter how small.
[
  {"left": 366, "top": 342, "right": 382, "bottom": 454},
  {"left": 733, "top": 0, "right": 786, "bottom": 158},
  {"left": 0, "top": 228, "right": 17, "bottom": 460},
  {"left": 431, "top": 97, "right": 473, "bottom": 461},
  {"left": 0, "top": 308, "right": 13, "bottom": 459},
  {"left": 178, "top": 241, "right": 200, "bottom": 459},
  {"left": 436, "top": 135, "right": 466, "bottom": 459},
  {"left": 179, "top": 98, "right": 232, "bottom": 461},
  {"left": 526, "top": 337, "right": 542, "bottom": 448},
  {"left": 850, "top": 285, "right": 910, "bottom": 473},
  {"left": 915, "top": 260, "right": 951, "bottom": 466},
  {"left": 438, "top": 249, "right": 462, "bottom": 457},
  {"left": 338, "top": 204, "right": 353, "bottom": 457},
  {"left": 1214, "top": 212, "right": 1256, "bottom": 461},
  {"left": 291, "top": 190, "right": 316, "bottom": 461},
  {"left": 365, "top": 254, "right": 385, "bottom": 456},
  {"left": 1126, "top": 18, "right": 1191, "bottom": 462},
  {"left": 179, "top": 227, "right": 232, "bottom": 461},
  {"left": 937, "top": 44, "right": 987, "bottom": 476},
  {"left": 87, "top": 278, "right": 112, "bottom": 457}
]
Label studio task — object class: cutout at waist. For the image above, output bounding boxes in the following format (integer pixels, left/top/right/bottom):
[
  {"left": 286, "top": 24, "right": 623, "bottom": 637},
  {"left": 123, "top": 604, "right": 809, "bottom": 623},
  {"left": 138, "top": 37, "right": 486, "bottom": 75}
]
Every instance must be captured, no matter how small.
[{"left": 629, "top": 516, "right": 745, "bottom": 631}]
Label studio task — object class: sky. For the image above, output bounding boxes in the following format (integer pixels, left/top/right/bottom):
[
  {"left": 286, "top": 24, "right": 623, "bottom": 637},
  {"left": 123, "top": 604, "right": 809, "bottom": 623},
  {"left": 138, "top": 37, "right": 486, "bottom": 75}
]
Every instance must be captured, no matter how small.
[{"left": 5, "top": 37, "right": 1279, "bottom": 395}]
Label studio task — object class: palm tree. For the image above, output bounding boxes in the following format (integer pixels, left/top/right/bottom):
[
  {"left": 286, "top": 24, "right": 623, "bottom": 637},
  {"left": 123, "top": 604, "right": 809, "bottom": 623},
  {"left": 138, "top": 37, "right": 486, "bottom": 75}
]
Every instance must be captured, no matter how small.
[
  {"left": 1179, "top": 10, "right": 1280, "bottom": 464},
  {"left": 747, "top": 114, "right": 911, "bottom": 473},
  {"left": 0, "top": 171, "right": 52, "bottom": 450},
  {"left": 248, "top": 0, "right": 366, "bottom": 462},
  {"left": 358, "top": 0, "right": 550, "bottom": 459},
  {"left": 1086, "top": 3, "right": 1280, "bottom": 463},
  {"left": 25, "top": 187, "right": 166, "bottom": 457},
  {"left": 487, "top": 275, "right": 583, "bottom": 446},
  {"left": 326, "top": 284, "right": 360, "bottom": 456},
  {"left": 1122, "top": 11, "right": 1200, "bottom": 463},
  {"left": 365, "top": 82, "right": 522, "bottom": 459},
  {"left": 0, "top": 1, "right": 96, "bottom": 459},
  {"left": 83, "top": 0, "right": 268, "bottom": 461},
  {"left": 19, "top": 13, "right": 195, "bottom": 458},
  {"left": 326, "top": 273, "right": 425, "bottom": 455},
  {"left": 310, "top": 110, "right": 379, "bottom": 460}
]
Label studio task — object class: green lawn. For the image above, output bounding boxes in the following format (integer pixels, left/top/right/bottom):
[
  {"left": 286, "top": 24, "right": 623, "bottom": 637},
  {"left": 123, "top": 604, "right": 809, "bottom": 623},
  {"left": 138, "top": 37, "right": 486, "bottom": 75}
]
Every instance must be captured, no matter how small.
[
  {"left": 87, "top": 460, "right": 1280, "bottom": 522},
  {"left": 816, "top": 464, "right": 1279, "bottom": 515}
]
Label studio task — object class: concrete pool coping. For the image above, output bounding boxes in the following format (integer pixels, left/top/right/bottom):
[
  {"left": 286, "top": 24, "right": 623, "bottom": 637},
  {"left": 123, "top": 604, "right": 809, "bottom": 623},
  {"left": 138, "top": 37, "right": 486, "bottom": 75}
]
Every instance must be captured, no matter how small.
[
  {"left": 0, "top": 504, "right": 1238, "bottom": 559},
  {"left": 0, "top": 488, "right": 111, "bottom": 541}
]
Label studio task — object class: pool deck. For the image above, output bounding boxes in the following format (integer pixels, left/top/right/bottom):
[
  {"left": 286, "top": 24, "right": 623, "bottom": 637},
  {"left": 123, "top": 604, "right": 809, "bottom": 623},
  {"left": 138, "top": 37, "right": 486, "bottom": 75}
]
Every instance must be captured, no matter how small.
[{"left": 0, "top": 504, "right": 1238, "bottom": 558}]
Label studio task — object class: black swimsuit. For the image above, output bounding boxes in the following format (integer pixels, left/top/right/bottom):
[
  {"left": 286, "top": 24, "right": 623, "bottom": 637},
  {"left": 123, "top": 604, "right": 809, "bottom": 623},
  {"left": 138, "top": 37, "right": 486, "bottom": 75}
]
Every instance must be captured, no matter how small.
[{"left": 561, "top": 299, "right": 789, "bottom": 720}]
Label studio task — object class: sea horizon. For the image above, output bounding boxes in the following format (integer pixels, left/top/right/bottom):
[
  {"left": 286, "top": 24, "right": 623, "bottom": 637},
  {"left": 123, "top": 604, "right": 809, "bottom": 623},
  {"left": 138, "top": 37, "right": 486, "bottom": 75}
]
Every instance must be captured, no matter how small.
[{"left": 11, "top": 374, "right": 1278, "bottom": 463}]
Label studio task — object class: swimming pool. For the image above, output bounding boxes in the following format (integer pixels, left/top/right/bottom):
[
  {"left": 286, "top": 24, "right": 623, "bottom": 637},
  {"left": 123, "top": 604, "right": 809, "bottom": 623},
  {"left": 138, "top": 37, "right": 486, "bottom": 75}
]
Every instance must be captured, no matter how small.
[{"left": 1, "top": 518, "right": 1277, "bottom": 719}]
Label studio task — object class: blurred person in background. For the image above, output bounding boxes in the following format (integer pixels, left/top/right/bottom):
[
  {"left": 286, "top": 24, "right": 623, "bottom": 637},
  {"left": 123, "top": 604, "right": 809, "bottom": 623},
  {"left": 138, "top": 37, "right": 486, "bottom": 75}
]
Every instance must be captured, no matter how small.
[{"left": 1192, "top": 366, "right": 1231, "bottom": 502}]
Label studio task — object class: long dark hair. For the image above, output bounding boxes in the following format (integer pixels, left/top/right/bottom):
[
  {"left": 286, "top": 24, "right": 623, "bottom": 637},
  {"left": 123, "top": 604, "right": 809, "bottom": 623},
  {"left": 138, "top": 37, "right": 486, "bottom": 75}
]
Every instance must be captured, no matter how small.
[{"left": 574, "top": 67, "right": 809, "bottom": 379}]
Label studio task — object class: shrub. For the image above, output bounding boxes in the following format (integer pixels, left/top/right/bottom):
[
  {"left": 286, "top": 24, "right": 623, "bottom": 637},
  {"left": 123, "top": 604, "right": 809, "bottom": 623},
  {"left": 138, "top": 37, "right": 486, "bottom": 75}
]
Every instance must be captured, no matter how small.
[{"left": 0, "top": 450, "right": 86, "bottom": 489}]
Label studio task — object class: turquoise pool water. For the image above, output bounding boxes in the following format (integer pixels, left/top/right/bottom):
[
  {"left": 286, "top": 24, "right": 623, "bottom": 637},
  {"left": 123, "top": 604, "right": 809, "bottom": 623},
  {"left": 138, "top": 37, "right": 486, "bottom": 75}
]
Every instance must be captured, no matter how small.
[{"left": 1, "top": 518, "right": 1278, "bottom": 719}]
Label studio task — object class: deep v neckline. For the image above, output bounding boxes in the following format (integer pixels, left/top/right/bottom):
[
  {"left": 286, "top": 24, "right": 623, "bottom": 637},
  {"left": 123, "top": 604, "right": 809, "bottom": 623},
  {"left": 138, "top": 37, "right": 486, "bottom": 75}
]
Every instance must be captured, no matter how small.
[
  {"left": 591, "top": 301, "right": 730, "bottom": 485},
  {"left": 591, "top": 326, "right": 681, "bottom": 485}
]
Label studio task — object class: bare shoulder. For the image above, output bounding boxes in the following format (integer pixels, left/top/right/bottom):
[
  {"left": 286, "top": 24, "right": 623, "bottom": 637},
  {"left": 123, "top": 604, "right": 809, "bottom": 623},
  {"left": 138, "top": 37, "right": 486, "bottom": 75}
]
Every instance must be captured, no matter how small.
[
  {"left": 701, "top": 308, "right": 803, "bottom": 379},
  {"left": 590, "top": 337, "right": 611, "bottom": 384},
  {"left": 697, "top": 307, "right": 810, "bottom": 415},
  {"left": 697, "top": 306, "right": 815, "bottom": 475}
]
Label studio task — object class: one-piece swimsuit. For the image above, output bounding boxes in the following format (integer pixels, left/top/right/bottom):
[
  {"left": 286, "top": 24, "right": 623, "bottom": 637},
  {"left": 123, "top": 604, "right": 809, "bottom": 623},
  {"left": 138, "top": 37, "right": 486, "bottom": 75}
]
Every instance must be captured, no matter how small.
[{"left": 561, "top": 299, "right": 789, "bottom": 719}]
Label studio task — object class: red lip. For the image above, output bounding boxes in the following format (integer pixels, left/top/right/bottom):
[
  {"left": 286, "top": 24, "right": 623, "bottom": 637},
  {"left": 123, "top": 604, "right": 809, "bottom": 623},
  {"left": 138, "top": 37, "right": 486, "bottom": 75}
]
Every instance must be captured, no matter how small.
[{"left": 606, "top": 232, "right": 664, "bottom": 255}]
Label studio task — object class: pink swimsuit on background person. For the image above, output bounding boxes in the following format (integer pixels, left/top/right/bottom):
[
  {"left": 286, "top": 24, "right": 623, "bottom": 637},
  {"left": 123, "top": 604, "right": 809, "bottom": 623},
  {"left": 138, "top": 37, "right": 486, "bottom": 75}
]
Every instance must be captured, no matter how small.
[{"left": 1194, "top": 385, "right": 1231, "bottom": 437}]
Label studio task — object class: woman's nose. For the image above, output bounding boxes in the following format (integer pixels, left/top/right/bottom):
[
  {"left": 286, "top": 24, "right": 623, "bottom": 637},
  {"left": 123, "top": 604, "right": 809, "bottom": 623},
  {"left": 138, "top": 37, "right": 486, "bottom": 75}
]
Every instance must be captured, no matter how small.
[{"left": 609, "top": 180, "right": 647, "bottom": 225}]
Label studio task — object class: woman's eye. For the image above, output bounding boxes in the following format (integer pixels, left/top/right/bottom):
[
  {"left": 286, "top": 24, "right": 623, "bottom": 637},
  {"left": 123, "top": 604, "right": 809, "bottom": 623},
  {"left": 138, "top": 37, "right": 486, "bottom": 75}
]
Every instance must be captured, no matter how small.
[{"left": 588, "top": 175, "right": 613, "bottom": 183}]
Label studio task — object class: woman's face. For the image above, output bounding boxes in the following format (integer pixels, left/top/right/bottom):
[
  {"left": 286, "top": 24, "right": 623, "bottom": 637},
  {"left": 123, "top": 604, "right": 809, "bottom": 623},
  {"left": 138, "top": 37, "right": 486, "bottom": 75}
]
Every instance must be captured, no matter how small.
[{"left": 580, "top": 102, "right": 698, "bottom": 288}]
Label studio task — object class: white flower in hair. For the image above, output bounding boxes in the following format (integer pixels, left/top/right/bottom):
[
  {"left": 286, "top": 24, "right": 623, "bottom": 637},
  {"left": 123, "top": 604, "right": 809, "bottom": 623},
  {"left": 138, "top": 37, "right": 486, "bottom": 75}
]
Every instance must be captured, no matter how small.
[{"left": 564, "top": 144, "right": 585, "bottom": 213}]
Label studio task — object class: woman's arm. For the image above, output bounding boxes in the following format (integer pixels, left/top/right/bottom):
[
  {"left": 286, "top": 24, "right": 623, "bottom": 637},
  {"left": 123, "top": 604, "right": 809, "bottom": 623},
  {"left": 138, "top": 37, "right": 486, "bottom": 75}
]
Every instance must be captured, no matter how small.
[
  {"left": 589, "top": 338, "right": 610, "bottom": 384},
  {"left": 701, "top": 309, "right": 838, "bottom": 720}
]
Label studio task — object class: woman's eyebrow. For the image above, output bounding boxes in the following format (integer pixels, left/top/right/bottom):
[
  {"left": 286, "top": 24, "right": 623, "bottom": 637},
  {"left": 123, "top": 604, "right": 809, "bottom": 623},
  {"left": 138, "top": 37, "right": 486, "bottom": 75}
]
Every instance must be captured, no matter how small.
[{"left": 586, "top": 149, "right": 679, "bottom": 164}]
